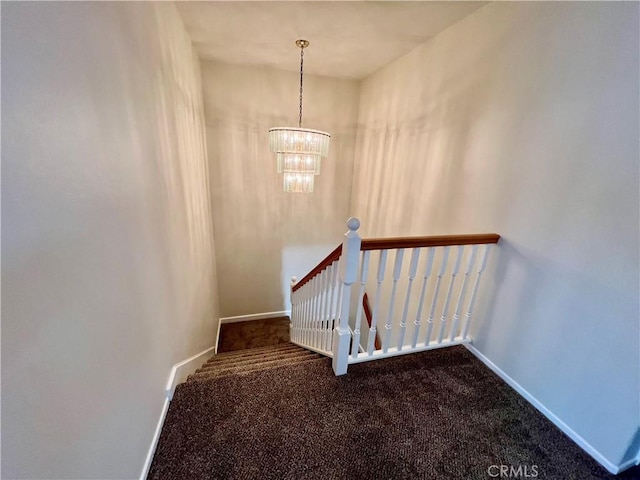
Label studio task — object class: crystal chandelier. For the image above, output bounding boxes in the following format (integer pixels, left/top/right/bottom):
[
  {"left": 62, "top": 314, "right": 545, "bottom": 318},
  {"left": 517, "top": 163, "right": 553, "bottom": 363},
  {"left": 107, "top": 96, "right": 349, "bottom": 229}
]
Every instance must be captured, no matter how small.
[{"left": 269, "top": 40, "right": 331, "bottom": 193}]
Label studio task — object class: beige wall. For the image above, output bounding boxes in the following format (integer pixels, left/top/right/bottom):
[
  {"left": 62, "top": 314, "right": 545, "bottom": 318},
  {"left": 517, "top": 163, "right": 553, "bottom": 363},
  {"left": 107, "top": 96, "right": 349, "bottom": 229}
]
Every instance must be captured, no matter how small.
[
  {"left": 202, "top": 61, "right": 360, "bottom": 317},
  {"left": 1, "top": 2, "right": 219, "bottom": 478},
  {"left": 352, "top": 1, "right": 639, "bottom": 468}
]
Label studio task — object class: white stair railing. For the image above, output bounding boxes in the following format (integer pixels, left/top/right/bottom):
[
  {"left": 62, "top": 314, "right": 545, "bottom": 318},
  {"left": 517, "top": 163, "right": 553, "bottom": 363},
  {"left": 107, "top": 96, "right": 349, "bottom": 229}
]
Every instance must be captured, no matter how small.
[
  {"left": 290, "top": 246, "right": 342, "bottom": 356},
  {"left": 290, "top": 218, "right": 499, "bottom": 375}
]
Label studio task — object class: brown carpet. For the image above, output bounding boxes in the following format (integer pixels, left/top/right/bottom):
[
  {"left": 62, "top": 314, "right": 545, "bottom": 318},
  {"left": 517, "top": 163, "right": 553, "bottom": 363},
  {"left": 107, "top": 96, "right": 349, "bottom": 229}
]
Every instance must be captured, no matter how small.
[
  {"left": 217, "top": 317, "right": 290, "bottom": 353},
  {"left": 148, "top": 345, "right": 638, "bottom": 480},
  {"left": 188, "top": 343, "right": 322, "bottom": 382}
]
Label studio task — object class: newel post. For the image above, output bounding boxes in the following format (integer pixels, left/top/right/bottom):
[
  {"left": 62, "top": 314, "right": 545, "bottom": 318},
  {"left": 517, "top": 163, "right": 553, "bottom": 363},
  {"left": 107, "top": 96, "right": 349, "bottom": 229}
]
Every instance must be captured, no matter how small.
[{"left": 332, "top": 217, "right": 361, "bottom": 375}]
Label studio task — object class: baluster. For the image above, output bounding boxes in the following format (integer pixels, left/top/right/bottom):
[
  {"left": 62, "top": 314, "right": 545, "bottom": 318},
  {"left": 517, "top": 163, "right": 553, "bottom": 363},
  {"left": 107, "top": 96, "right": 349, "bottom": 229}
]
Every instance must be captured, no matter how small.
[
  {"left": 319, "top": 268, "right": 329, "bottom": 349},
  {"left": 327, "top": 260, "right": 340, "bottom": 351},
  {"left": 351, "top": 251, "right": 371, "bottom": 357},
  {"left": 313, "top": 273, "right": 321, "bottom": 348},
  {"left": 302, "top": 280, "right": 309, "bottom": 345},
  {"left": 382, "top": 249, "right": 404, "bottom": 353},
  {"left": 306, "top": 277, "right": 313, "bottom": 347},
  {"left": 312, "top": 275, "right": 320, "bottom": 348},
  {"left": 367, "top": 249, "right": 388, "bottom": 354},
  {"left": 315, "top": 273, "right": 324, "bottom": 348},
  {"left": 325, "top": 262, "right": 336, "bottom": 351},
  {"left": 323, "top": 265, "right": 332, "bottom": 351},
  {"left": 437, "top": 246, "right": 464, "bottom": 344},
  {"left": 325, "top": 262, "right": 336, "bottom": 350},
  {"left": 411, "top": 248, "right": 435, "bottom": 348},
  {"left": 334, "top": 281, "right": 344, "bottom": 339},
  {"left": 306, "top": 280, "right": 314, "bottom": 346},
  {"left": 397, "top": 248, "right": 420, "bottom": 350},
  {"left": 449, "top": 245, "right": 477, "bottom": 341},
  {"left": 323, "top": 268, "right": 332, "bottom": 348},
  {"left": 320, "top": 265, "right": 330, "bottom": 350},
  {"left": 290, "top": 276, "right": 298, "bottom": 342},
  {"left": 296, "top": 284, "right": 302, "bottom": 344},
  {"left": 424, "top": 246, "right": 449, "bottom": 345},
  {"left": 332, "top": 218, "right": 361, "bottom": 375},
  {"left": 298, "top": 283, "right": 305, "bottom": 344},
  {"left": 296, "top": 291, "right": 302, "bottom": 343},
  {"left": 461, "top": 244, "right": 492, "bottom": 339},
  {"left": 300, "top": 281, "right": 306, "bottom": 344}
]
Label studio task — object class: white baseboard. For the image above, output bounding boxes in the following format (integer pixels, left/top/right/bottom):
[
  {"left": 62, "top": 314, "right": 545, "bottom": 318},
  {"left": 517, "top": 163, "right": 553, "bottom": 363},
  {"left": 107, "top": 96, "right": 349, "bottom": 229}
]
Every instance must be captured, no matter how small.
[
  {"left": 464, "top": 343, "right": 623, "bottom": 474},
  {"left": 139, "top": 397, "right": 170, "bottom": 480},
  {"left": 215, "top": 318, "right": 222, "bottom": 355},
  {"left": 219, "top": 310, "right": 291, "bottom": 324},
  {"left": 164, "top": 345, "right": 217, "bottom": 400},
  {"left": 140, "top": 343, "right": 217, "bottom": 480}
]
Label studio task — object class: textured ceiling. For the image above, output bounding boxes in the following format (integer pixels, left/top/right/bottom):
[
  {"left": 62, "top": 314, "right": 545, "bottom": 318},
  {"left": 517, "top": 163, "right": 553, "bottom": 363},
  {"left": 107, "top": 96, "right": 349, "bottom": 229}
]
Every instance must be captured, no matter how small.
[{"left": 176, "top": 1, "right": 488, "bottom": 80}]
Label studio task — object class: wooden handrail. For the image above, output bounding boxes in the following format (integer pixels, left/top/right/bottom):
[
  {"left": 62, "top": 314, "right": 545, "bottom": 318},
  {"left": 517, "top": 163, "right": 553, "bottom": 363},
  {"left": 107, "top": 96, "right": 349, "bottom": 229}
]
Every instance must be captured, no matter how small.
[
  {"left": 291, "top": 233, "right": 500, "bottom": 292},
  {"left": 292, "top": 245, "right": 342, "bottom": 292},
  {"left": 361, "top": 233, "right": 500, "bottom": 251}
]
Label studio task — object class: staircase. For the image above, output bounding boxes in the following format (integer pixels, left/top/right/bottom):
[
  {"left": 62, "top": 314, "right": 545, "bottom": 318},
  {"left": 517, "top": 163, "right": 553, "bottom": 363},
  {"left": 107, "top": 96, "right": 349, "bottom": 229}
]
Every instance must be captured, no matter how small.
[
  {"left": 148, "top": 318, "right": 332, "bottom": 478},
  {"left": 186, "top": 342, "right": 323, "bottom": 382}
]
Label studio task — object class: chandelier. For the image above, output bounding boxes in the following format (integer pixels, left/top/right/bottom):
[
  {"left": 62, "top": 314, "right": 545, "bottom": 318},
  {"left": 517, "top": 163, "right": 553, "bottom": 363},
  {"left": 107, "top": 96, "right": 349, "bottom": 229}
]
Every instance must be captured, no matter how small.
[{"left": 269, "top": 40, "right": 331, "bottom": 193}]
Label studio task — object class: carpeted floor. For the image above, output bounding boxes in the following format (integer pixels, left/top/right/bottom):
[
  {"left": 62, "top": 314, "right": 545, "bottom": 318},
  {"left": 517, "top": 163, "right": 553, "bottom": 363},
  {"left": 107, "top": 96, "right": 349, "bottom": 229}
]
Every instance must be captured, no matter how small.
[{"left": 149, "top": 345, "right": 638, "bottom": 479}]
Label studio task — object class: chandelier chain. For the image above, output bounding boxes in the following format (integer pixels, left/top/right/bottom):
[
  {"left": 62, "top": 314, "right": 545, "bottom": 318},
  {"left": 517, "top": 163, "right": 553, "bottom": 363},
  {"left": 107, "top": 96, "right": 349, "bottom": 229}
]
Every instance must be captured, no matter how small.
[{"left": 298, "top": 46, "right": 304, "bottom": 128}]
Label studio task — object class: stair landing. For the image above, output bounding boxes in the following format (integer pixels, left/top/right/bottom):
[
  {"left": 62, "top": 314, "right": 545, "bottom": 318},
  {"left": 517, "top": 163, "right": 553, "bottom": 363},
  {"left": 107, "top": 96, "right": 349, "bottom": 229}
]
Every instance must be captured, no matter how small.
[{"left": 217, "top": 316, "right": 290, "bottom": 353}]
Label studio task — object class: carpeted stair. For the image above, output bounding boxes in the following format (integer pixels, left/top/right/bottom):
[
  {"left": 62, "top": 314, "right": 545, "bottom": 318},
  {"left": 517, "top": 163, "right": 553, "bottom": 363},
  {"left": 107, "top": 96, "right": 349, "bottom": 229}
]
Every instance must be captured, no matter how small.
[{"left": 186, "top": 342, "right": 323, "bottom": 382}]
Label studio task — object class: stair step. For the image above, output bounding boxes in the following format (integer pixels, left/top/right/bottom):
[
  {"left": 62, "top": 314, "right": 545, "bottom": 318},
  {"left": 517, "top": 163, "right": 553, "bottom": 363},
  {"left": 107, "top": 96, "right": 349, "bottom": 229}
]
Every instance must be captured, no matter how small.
[
  {"left": 187, "top": 353, "right": 324, "bottom": 382},
  {"left": 187, "top": 355, "right": 325, "bottom": 383},
  {"left": 197, "top": 348, "right": 315, "bottom": 373},
  {"left": 205, "top": 344, "right": 305, "bottom": 361},
  {"left": 204, "top": 346, "right": 302, "bottom": 366},
  {"left": 199, "top": 350, "right": 321, "bottom": 374},
  {"left": 208, "top": 342, "right": 299, "bottom": 361}
]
